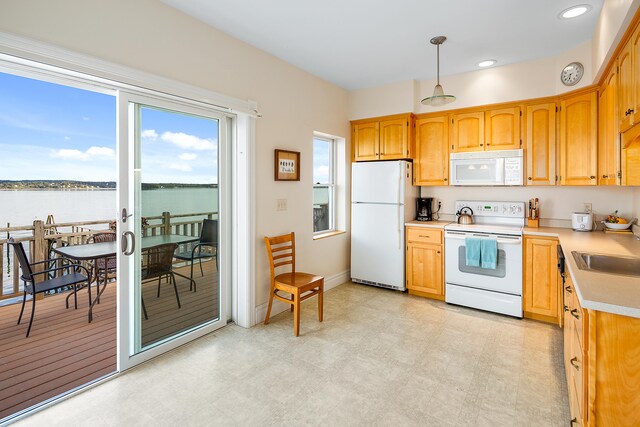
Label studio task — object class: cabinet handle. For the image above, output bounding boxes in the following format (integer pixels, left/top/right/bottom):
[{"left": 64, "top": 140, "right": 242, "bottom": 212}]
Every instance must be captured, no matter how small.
[
  {"left": 570, "top": 357, "right": 580, "bottom": 371},
  {"left": 487, "top": 143, "right": 491, "bottom": 146},
  {"left": 444, "top": 178, "right": 448, "bottom": 181},
  {"left": 480, "top": 143, "right": 484, "bottom": 146},
  {"left": 625, "top": 108, "right": 635, "bottom": 116},
  {"left": 418, "top": 235, "right": 430, "bottom": 238},
  {"left": 565, "top": 286, "right": 572, "bottom": 293},
  {"left": 590, "top": 176, "right": 596, "bottom": 179},
  {"left": 527, "top": 177, "right": 532, "bottom": 181},
  {"left": 570, "top": 417, "right": 578, "bottom": 426},
  {"left": 602, "top": 174, "right": 608, "bottom": 179},
  {"left": 437, "top": 251, "right": 441, "bottom": 254},
  {"left": 571, "top": 308, "right": 581, "bottom": 320},
  {"left": 564, "top": 305, "right": 570, "bottom": 312}
]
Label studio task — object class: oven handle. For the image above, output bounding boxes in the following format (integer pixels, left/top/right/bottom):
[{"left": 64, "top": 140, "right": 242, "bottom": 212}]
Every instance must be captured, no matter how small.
[{"left": 445, "top": 232, "right": 522, "bottom": 244}]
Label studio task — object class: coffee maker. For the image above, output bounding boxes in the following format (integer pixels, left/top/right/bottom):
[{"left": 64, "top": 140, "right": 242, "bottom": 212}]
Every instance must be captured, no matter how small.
[{"left": 416, "top": 197, "right": 434, "bottom": 221}]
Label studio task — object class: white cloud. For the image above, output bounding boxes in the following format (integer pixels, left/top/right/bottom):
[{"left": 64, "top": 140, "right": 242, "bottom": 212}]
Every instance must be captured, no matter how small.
[
  {"left": 314, "top": 165, "right": 329, "bottom": 181},
  {"left": 64, "top": 136, "right": 71, "bottom": 141},
  {"left": 179, "top": 153, "right": 197, "bottom": 161},
  {"left": 50, "top": 146, "right": 115, "bottom": 161},
  {"left": 168, "top": 162, "right": 192, "bottom": 172},
  {"left": 161, "top": 131, "right": 215, "bottom": 151},
  {"left": 141, "top": 129, "right": 158, "bottom": 141}
]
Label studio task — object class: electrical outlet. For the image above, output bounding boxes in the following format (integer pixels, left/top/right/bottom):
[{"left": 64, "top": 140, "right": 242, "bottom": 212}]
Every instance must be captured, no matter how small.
[
  {"left": 277, "top": 199, "right": 287, "bottom": 211},
  {"left": 583, "top": 202, "right": 592, "bottom": 213}
]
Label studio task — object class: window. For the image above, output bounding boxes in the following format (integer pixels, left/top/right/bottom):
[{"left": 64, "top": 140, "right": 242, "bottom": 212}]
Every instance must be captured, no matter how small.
[{"left": 313, "top": 135, "right": 335, "bottom": 233}]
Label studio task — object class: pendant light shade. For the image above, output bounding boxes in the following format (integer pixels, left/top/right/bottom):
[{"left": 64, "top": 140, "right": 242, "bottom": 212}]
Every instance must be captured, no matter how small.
[{"left": 421, "top": 36, "right": 456, "bottom": 106}]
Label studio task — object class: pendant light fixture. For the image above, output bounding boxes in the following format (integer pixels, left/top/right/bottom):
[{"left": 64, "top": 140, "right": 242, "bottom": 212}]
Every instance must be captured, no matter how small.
[{"left": 421, "top": 36, "right": 456, "bottom": 106}]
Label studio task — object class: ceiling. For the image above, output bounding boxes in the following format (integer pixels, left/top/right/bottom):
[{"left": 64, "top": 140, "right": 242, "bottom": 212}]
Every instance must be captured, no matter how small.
[{"left": 160, "top": 0, "right": 604, "bottom": 90}]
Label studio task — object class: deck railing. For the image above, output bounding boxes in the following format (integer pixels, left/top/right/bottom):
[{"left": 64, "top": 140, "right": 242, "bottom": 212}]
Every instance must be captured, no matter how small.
[{"left": 0, "top": 211, "right": 216, "bottom": 300}]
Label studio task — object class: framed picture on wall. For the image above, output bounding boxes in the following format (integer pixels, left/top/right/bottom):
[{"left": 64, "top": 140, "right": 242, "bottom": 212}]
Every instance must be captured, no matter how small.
[{"left": 274, "top": 149, "right": 300, "bottom": 181}]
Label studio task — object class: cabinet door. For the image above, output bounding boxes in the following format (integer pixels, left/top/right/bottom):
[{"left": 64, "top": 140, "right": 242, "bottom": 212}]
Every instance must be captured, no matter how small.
[
  {"left": 485, "top": 106, "right": 521, "bottom": 150},
  {"left": 525, "top": 103, "right": 556, "bottom": 185},
  {"left": 414, "top": 116, "right": 449, "bottom": 186},
  {"left": 598, "top": 68, "right": 619, "bottom": 186},
  {"left": 633, "top": 25, "right": 640, "bottom": 129},
  {"left": 621, "top": 123, "right": 640, "bottom": 185},
  {"left": 406, "top": 243, "right": 443, "bottom": 298},
  {"left": 379, "top": 118, "right": 408, "bottom": 159},
  {"left": 451, "top": 111, "right": 485, "bottom": 152},
  {"left": 618, "top": 40, "right": 634, "bottom": 133},
  {"left": 559, "top": 91, "right": 598, "bottom": 186},
  {"left": 524, "top": 237, "right": 559, "bottom": 319},
  {"left": 354, "top": 122, "right": 379, "bottom": 161}
]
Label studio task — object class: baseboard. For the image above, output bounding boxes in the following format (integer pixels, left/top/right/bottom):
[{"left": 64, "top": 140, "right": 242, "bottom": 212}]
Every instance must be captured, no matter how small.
[{"left": 253, "top": 269, "right": 350, "bottom": 326}]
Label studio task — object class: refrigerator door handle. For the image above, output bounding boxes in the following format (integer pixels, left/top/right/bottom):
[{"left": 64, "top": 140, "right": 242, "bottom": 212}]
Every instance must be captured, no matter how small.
[{"left": 397, "top": 203, "right": 402, "bottom": 249}]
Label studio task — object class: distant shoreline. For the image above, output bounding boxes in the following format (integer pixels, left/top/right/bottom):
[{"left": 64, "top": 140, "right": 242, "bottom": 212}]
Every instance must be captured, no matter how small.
[{"left": 0, "top": 180, "right": 217, "bottom": 190}]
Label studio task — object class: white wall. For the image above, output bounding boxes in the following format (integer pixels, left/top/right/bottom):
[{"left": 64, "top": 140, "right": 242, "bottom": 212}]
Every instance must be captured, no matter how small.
[
  {"left": 592, "top": 0, "right": 639, "bottom": 80},
  {"left": 422, "top": 186, "right": 635, "bottom": 227},
  {"left": 0, "top": 0, "right": 350, "bottom": 313}
]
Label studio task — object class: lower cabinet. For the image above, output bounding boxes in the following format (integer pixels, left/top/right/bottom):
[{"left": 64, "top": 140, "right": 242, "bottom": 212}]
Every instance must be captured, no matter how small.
[
  {"left": 405, "top": 227, "right": 444, "bottom": 300},
  {"left": 523, "top": 236, "right": 561, "bottom": 325},
  {"left": 563, "top": 274, "right": 640, "bottom": 426}
]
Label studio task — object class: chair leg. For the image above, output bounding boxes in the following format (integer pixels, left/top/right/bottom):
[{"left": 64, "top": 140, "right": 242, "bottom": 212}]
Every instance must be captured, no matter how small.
[
  {"left": 189, "top": 259, "right": 196, "bottom": 292},
  {"left": 264, "top": 291, "right": 274, "bottom": 325},
  {"left": 26, "top": 293, "right": 36, "bottom": 338},
  {"left": 157, "top": 277, "right": 162, "bottom": 298},
  {"left": 290, "top": 294, "right": 294, "bottom": 312},
  {"left": 141, "top": 295, "right": 148, "bottom": 320},
  {"left": 171, "top": 274, "right": 181, "bottom": 308},
  {"left": 293, "top": 292, "right": 301, "bottom": 337},
  {"left": 74, "top": 284, "right": 78, "bottom": 309},
  {"left": 17, "top": 291, "right": 27, "bottom": 325},
  {"left": 318, "top": 282, "right": 324, "bottom": 322},
  {"left": 199, "top": 257, "right": 204, "bottom": 277}
]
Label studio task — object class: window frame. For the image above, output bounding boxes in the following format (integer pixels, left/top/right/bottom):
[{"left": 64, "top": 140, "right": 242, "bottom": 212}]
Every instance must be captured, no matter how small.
[{"left": 313, "top": 134, "right": 336, "bottom": 235}]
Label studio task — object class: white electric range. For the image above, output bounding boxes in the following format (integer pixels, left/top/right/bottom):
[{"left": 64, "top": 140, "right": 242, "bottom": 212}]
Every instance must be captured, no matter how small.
[{"left": 444, "top": 201, "right": 526, "bottom": 318}]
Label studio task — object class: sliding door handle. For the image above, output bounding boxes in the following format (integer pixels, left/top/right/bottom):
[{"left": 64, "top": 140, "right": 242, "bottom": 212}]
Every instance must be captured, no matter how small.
[{"left": 122, "top": 231, "right": 136, "bottom": 256}]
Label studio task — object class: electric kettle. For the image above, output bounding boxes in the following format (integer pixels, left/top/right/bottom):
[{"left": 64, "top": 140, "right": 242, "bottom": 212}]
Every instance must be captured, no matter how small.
[{"left": 456, "top": 207, "right": 474, "bottom": 224}]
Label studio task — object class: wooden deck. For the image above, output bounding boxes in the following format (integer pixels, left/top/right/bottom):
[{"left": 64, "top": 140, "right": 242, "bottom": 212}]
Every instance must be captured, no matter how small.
[{"left": 0, "top": 260, "right": 219, "bottom": 420}]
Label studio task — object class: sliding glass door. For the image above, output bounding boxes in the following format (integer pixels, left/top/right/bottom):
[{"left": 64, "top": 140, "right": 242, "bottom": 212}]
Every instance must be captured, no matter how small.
[{"left": 118, "top": 93, "right": 229, "bottom": 368}]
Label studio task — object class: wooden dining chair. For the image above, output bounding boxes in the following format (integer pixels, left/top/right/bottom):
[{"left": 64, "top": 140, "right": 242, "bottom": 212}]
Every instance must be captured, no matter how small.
[{"left": 263, "top": 232, "right": 323, "bottom": 336}]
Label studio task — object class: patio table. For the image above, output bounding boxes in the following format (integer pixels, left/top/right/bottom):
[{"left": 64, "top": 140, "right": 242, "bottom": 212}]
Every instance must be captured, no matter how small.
[{"left": 53, "top": 234, "right": 199, "bottom": 321}]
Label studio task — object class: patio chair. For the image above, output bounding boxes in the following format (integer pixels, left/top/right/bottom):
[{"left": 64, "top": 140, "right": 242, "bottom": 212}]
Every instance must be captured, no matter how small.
[
  {"left": 173, "top": 219, "right": 218, "bottom": 292},
  {"left": 90, "top": 232, "right": 117, "bottom": 301},
  {"left": 263, "top": 232, "right": 324, "bottom": 336},
  {"left": 8, "top": 238, "right": 91, "bottom": 338},
  {"left": 141, "top": 243, "right": 181, "bottom": 318}
]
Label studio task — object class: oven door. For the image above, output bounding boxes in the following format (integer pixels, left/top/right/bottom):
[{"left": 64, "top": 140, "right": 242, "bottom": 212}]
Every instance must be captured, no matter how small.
[
  {"left": 450, "top": 157, "right": 505, "bottom": 186},
  {"left": 445, "top": 230, "right": 522, "bottom": 295}
]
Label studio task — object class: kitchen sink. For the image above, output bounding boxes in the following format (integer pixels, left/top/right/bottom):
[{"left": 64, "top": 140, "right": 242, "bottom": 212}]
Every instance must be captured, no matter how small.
[{"left": 572, "top": 251, "right": 640, "bottom": 277}]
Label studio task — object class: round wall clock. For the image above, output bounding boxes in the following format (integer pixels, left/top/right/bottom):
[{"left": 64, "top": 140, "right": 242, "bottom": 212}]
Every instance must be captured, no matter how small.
[{"left": 560, "top": 62, "right": 584, "bottom": 86}]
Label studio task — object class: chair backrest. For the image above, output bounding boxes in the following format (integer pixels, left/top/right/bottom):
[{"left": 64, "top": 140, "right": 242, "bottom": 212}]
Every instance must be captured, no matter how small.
[
  {"left": 142, "top": 243, "right": 178, "bottom": 279},
  {"left": 200, "top": 219, "right": 218, "bottom": 246},
  {"left": 7, "top": 238, "right": 34, "bottom": 283},
  {"left": 264, "top": 232, "right": 295, "bottom": 281},
  {"left": 92, "top": 232, "right": 116, "bottom": 243}
]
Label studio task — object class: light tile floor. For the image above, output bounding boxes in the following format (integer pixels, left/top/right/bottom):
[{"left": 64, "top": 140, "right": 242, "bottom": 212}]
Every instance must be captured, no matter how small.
[{"left": 12, "top": 282, "right": 569, "bottom": 426}]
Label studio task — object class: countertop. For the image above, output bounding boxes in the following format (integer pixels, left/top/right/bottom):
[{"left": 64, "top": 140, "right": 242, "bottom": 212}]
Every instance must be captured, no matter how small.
[
  {"left": 405, "top": 220, "right": 451, "bottom": 229},
  {"left": 525, "top": 226, "right": 640, "bottom": 318}
]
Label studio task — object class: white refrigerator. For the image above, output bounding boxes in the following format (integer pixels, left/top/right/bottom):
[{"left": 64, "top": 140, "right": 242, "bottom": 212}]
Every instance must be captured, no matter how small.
[{"left": 351, "top": 160, "right": 418, "bottom": 291}]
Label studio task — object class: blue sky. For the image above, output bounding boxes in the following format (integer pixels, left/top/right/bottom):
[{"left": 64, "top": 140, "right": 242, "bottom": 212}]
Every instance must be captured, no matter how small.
[
  {"left": 0, "top": 72, "right": 218, "bottom": 184},
  {"left": 313, "top": 137, "right": 329, "bottom": 184}
]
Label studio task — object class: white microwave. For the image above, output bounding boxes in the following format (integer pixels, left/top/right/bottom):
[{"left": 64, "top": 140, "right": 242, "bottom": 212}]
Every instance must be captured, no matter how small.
[{"left": 450, "top": 149, "right": 523, "bottom": 186}]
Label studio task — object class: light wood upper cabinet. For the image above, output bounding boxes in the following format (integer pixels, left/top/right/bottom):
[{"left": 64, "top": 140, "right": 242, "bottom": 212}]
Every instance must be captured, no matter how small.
[
  {"left": 406, "top": 227, "right": 444, "bottom": 300},
  {"left": 598, "top": 67, "right": 619, "bottom": 186},
  {"left": 485, "top": 106, "right": 521, "bottom": 150},
  {"left": 633, "top": 25, "right": 640, "bottom": 126},
  {"left": 622, "top": 123, "right": 640, "bottom": 185},
  {"left": 559, "top": 90, "right": 598, "bottom": 186},
  {"left": 352, "top": 114, "right": 412, "bottom": 162},
  {"left": 380, "top": 118, "right": 408, "bottom": 159},
  {"left": 523, "top": 236, "right": 559, "bottom": 323},
  {"left": 414, "top": 115, "right": 449, "bottom": 186},
  {"left": 353, "top": 122, "right": 379, "bottom": 161},
  {"left": 451, "top": 111, "right": 484, "bottom": 152},
  {"left": 619, "top": 36, "right": 635, "bottom": 133},
  {"left": 525, "top": 103, "right": 556, "bottom": 186}
]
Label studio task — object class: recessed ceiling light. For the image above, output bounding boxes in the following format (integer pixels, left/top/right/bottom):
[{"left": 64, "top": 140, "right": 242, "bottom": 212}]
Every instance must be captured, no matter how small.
[
  {"left": 559, "top": 4, "right": 592, "bottom": 19},
  {"left": 478, "top": 59, "right": 497, "bottom": 68}
]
